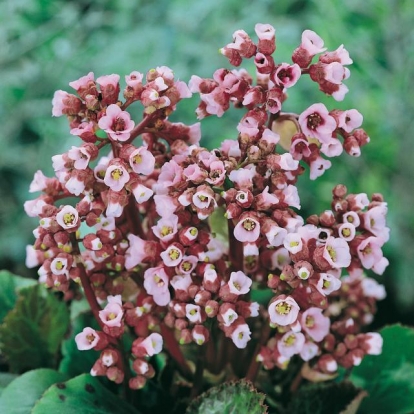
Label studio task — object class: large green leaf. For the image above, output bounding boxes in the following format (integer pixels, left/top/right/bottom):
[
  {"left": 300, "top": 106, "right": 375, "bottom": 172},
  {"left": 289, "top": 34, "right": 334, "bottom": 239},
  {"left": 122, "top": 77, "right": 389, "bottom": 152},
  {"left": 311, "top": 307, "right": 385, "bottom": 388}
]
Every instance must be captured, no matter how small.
[
  {"left": 0, "top": 270, "right": 36, "bottom": 322},
  {"left": 31, "top": 374, "right": 138, "bottom": 414},
  {"left": 350, "top": 324, "right": 414, "bottom": 414},
  {"left": 186, "top": 380, "right": 268, "bottom": 414},
  {"left": 287, "top": 381, "right": 365, "bottom": 414},
  {"left": 59, "top": 311, "right": 100, "bottom": 377},
  {"left": 0, "top": 284, "right": 70, "bottom": 372},
  {"left": 0, "top": 368, "right": 68, "bottom": 414}
]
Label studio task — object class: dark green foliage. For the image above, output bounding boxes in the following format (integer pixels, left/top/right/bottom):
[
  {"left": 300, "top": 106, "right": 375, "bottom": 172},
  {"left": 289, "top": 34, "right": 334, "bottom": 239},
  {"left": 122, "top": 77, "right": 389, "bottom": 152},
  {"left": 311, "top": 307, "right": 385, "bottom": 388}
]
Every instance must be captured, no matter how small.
[
  {"left": 186, "top": 380, "right": 268, "bottom": 414},
  {"left": 350, "top": 325, "right": 414, "bottom": 414},
  {"left": 31, "top": 374, "right": 139, "bottom": 414},
  {"left": 0, "top": 284, "right": 70, "bottom": 372}
]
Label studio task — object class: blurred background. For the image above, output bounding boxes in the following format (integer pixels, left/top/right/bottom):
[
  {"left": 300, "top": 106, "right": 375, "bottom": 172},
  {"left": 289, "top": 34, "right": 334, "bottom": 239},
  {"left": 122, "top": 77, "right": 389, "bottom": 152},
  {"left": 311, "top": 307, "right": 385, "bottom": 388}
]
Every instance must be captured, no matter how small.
[{"left": 0, "top": 0, "right": 413, "bottom": 326}]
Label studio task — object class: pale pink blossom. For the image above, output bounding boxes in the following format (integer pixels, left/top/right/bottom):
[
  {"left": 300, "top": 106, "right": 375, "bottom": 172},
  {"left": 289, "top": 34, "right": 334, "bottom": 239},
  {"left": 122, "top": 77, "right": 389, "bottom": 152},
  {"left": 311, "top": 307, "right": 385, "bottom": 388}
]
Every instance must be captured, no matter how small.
[
  {"left": 29, "top": 170, "right": 48, "bottom": 192},
  {"left": 364, "top": 332, "right": 383, "bottom": 355},
  {"left": 104, "top": 163, "right": 130, "bottom": 192},
  {"left": 228, "top": 271, "right": 252, "bottom": 295},
  {"left": 131, "top": 183, "right": 153, "bottom": 204},
  {"left": 320, "top": 44, "right": 353, "bottom": 65},
  {"left": 50, "top": 257, "right": 70, "bottom": 277},
  {"left": 129, "top": 147, "right": 155, "bottom": 175},
  {"left": 185, "top": 304, "right": 202, "bottom": 324},
  {"left": 278, "top": 331, "right": 305, "bottom": 358},
  {"left": 160, "top": 244, "right": 183, "bottom": 267},
  {"left": 268, "top": 296, "right": 300, "bottom": 326},
  {"left": 361, "top": 277, "right": 386, "bottom": 300},
  {"left": 158, "top": 160, "right": 183, "bottom": 187},
  {"left": 299, "top": 103, "right": 337, "bottom": 144},
  {"left": 279, "top": 153, "right": 299, "bottom": 171},
  {"left": 170, "top": 274, "right": 192, "bottom": 292},
  {"left": 372, "top": 257, "right": 389, "bottom": 275},
  {"left": 363, "top": 204, "right": 390, "bottom": 242},
  {"left": 69, "top": 71, "right": 95, "bottom": 93},
  {"left": 99, "top": 295, "right": 123, "bottom": 327},
  {"left": 143, "top": 266, "right": 171, "bottom": 306},
  {"left": 234, "top": 216, "right": 260, "bottom": 243},
  {"left": 323, "top": 236, "right": 351, "bottom": 268},
  {"left": 323, "top": 62, "right": 350, "bottom": 85},
  {"left": 125, "top": 71, "right": 144, "bottom": 87},
  {"left": 220, "top": 139, "right": 241, "bottom": 158},
  {"left": 98, "top": 104, "right": 135, "bottom": 141},
  {"left": 265, "top": 224, "right": 287, "bottom": 247},
  {"left": 338, "top": 222, "right": 356, "bottom": 241},
  {"left": 316, "top": 273, "right": 342, "bottom": 296},
  {"left": 332, "top": 84, "right": 349, "bottom": 101},
  {"left": 221, "top": 308, "right": 238, "bottom": 326},
  {"left": 300, "top": 341, "right": 319, "bottom": 361},
  {"left": 283, "top": 233, "right": 303, "bottom": 254},
  {"left": 301, "top": 308, "right": 330, "bottom": 342},
  {"left": 357, "top": 236, "right": 385, "bottom": 270},
  {"left": 301, "top": 30, "right": 326, "bottom": 56},
  {"left": 282, "top": 185, "right": 301, "bottom": 209},
  {"left": 152, "top": 214, "right": 179, "bottom": 242},
  {"left": 272, "top": 63, "right": 301, "bottom": 88},
  {"left": 75, "top": 327, "right": 99, "bottom": 350},
  {"left": 206, "top": 160, "right": 226, "bottom": 186},
  {"left": 343, "top": 211, "right": 360, "bottom": 227},
  {"left": 140, "top": 333, "right": 163, "bottom": 357},
  {"left": 56, "top": 205, "right": 79, "bottom": 229},
  {"left": 320, "top": 137, "right": 343, "bottom": 157},
  {"left": 228, "top": 167, "right": 255, "bottom": 189},
  {"left": 199, "top": 237, "right": 228, "bottom": 262},
  {"left": 231, "top": 323, "right": 251, "bottom": 349},
  {"left": 338, "top": 109, "right": 363, "bottom": 133}
]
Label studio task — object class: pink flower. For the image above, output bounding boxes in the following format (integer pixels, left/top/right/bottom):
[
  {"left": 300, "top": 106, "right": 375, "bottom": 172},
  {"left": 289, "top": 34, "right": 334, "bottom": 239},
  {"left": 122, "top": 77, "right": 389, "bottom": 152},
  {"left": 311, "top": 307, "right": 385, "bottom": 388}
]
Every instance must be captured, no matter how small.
[
  {"left": 323, "top": 236, "right": 351, "bottom": 268},
  {"left": 299, "top": 103, "right": 337, "bottom": 144},
  {"left": 316, "top": 273, "right": 342, "bottom": 296},
  {"left": 104, "top": 163, "right": 130, "bottom": 192},
  {"left": 143, "top": 266, "right": 171, "bottom": 306},
  {"left": 337, "top": 222, "right": 356, "bottom": 241},
  {"left": 99, "top": 295, "right": 123, "bottom": 327},
  {"left": 265, "top": 223, "right": 287, "bottom": 247},
  {"left": 363, "top": 204, "right": 390, "bottom": 242},
  {"left": 185, "top": 304, "right": 202, "bottom": 323},
  {"left": 271, "top": 63, "right": 301, "bottom": 88},
  {"left": 97, "top": 74, "right": 120, "bottom": 105},
  {"left": 230, "top": 322, "right": 251, "bottom": 349},
  {"left": 29, "top": 170, "right": 48, "bottom": 192},
  {"left": 282, "top": 185, "right": 301, "bottom": 209},
  {"left": 234, "top": 215, "right": 260, "bottom": 243},
  {"left": 67, "top": 146, "right": 92, "bottom": 170},
  {"left": 75, "top": 327, "right": 100, "bottom": 350},
  {"left": 301, "top": 308, "right": 330, "bottom": 342},
  {"left": 361, "top": 277, "right": 386, "bottom": 300},
  {"left": 152, "top": 214, "right": 179, "bottom": 242},
  {"left": 300, "top": 30, "right": 326, "bottom": 56},
  {"left": 69, "top": 72, "right": 96, "bottom": 98},
  {"left": 320, "top": 137, "right": 343, "bottom": 157},
  {"left": 139, "top": 333, "right": 163, "bottom": 357},
  {"left": 170, "top": 274, "right": 192, "bottom": 292},
  {"left": 129, "top": 147, "right": 155, "bottom": 175},
  {"left": 337, "top": 109, "right": 363, "bottom": 133},
  {"left": 357, "top": 236, "right": 385, "bottom": 270},
  {"left": 300, "top": 341, "right": 319, "bottom": 361},
  {"left": 228, "top": 168, "right": 255, "bottom": 189},
  {"left": 363, "top": 332, "right": 383, "bottom": 355},
  {"left": 56, "top": 205, "right": 79, "bottom": 230},
  {"left": 228, "top": 271, "right": 252, "bottom": 295},
  {"left": 98, "top": 104, "right": 135, "bottom": 141},
  {"left": 125, "top": 71, "right": 144, "bottom": 87},
  {"left": 268, "top": 296, "right": 300, "bottom": 326},
  {"left": 283, "top": 233, "right": 303, "bottom": 254},
  {"left": 278, "top": 331, "right": 305, "bottom": 358},
  {"left": 52, "top": 90, "right": 81, "bottom": 117},
  {"left": 320, "top": 44, "right": 353, "bottom": 65},
  {"left": 131, "top": 183, "right": 153, "bottom": 204},
  {"left": 158, "top": 160, "right": 183, "bottom": 188},
  {"left": 160, "top": 244, "right": 183, "bottom": 267}
]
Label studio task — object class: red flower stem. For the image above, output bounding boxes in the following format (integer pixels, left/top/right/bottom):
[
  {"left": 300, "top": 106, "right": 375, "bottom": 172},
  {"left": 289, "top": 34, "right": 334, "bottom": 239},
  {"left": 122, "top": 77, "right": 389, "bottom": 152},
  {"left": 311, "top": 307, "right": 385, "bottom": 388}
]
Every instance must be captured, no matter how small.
[
  {"left": 228, "top": 220, "right": 243, "bottom": 272},
  {"left": 125, "top": 196, "right": 145, "bottom": 238},
  {"left": 190, "top": 344, "right": 206, "bottom": 399},
  {"left": 70, "top": 234, "right": 104, "bottom": 329},
  {"left": 245, "top": 322, "right": 271, "bottom": 383},
  {"left": 160, "top": 323, "right": 193, "bottom": 379},
  {"left": 126, "top": 112, "right": 158, "bottom": 143}
]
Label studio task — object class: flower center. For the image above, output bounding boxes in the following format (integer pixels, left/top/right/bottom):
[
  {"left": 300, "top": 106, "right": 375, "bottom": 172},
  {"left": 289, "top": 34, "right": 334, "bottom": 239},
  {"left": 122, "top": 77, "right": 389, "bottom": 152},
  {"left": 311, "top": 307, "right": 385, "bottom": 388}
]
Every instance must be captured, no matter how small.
[
  {"left": 242, "top": 218, "right": 256, "bottom": 231},
  {"left": 276, "top": 301, "right": 291, "bottom": 315},
  {"left": 113, "top": 117, "right": 126, "bottom": 132},
  {"left": 327, "top": 245, "right": 337, "bottom": 261},
  {"left": 307, "top": 112, "right": 322, "bottom": 130},
  {"left": 169, "top": 249, "right": 180, "bottom": 260},
  {"left": 283, "top": 334, "right": 296, "bottom": 346},
  {"left": 160, "top": 226, "right": 173, "bottom": 237},
  {"left": 305, "top": 315, "right": 315, "bottom": 328},
  {"left": 111, "top": 168, "right": 123, "bottom": 180},
  {"left": 63, "top": 213, "right": 75, "bottom": 225}
]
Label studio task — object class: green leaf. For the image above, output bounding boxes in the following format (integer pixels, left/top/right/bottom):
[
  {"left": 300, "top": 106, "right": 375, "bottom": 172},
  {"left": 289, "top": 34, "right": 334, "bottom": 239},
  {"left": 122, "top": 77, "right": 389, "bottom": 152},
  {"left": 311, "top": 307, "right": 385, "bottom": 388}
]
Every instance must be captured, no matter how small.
[
  {"left": 287, "top": 381, "right": 365, "bottom": 414},
  {"left": 208, "top": 206, "right": 229, "bottom": 240},
  {"left": 0, "top": 284, "right": 70, "bottom": 372},
  {"left": 186, "top": 379, "right": 268, "bottom": 414},
  {"left": 59, "top": 311, "right": 100, "bottom": 377},
  {"left": 31, "top": 374, "right": 138, "bottom": 414},
  {"left": 0, "top": 270, "right": 36, "bottom": 322},
  {"left": 350, "top": 324, "right": 414, "bottom": 414},
  {"left": 0, "top": 368, "right": 69, "bottom": 414},
  {"left": 250, "top": 287, "right": 274, "bottom": 306},
  {"left": 0, "top": 373, "right": 18, "bottom": 396}
]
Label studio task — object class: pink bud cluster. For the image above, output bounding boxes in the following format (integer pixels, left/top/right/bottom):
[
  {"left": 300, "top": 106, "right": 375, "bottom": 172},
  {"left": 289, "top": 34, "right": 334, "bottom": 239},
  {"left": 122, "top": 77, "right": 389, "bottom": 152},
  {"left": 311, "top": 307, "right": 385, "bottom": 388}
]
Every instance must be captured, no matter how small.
[{"left": 25, "top": 24, "right": 389, "bottom": 386}]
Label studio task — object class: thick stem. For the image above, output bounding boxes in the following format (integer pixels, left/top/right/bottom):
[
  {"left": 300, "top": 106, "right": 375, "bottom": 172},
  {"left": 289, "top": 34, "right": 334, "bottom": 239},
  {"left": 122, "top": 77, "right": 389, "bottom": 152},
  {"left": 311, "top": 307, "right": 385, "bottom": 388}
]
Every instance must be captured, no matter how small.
[
  {"left": 227, "top": 220, "right": 244, "bottom": 272},
  {"left": 125, "top": 196, "right": 145, "bottom": 238},
  {"left": 70, "top": 234, "right": 104, "bottom": 328},
  {"left": 190, "top": 344, "right": 206, "bottom": 399},
  {"left": 160, "top": 323, "right": 193, "bottom": 379},
  {"left": 245, "top": 322, "right": 271, "bottom": 383},
  {"left": 126, "top": 112, "right": 158, "bottom": 143}
]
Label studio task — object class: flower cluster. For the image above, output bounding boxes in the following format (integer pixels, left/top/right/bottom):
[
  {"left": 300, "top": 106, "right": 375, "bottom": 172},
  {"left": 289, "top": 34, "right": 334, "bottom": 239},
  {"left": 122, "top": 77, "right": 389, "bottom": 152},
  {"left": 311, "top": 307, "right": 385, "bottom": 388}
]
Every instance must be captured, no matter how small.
[{"left": 25, "top": 24, "right": 388, "bottom": 389}]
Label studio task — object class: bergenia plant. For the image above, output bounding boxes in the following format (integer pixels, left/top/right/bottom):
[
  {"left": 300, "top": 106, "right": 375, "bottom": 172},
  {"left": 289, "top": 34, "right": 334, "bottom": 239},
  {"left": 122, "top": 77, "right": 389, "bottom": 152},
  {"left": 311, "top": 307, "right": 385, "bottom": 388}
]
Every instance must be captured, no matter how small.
[{"left": 21, "top": 23, "right": 392, "bottom": 413}]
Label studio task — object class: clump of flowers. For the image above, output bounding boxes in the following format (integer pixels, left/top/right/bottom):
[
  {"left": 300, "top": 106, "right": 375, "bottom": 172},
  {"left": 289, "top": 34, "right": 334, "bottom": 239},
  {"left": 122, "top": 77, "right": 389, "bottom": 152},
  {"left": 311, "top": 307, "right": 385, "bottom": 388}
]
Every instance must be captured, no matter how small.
[{"left": 25, "top": 23, "right": 388, "bottom": 395}]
